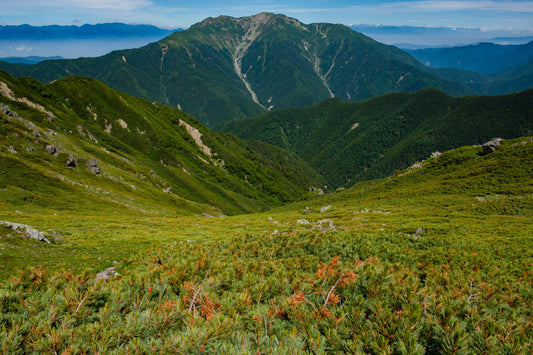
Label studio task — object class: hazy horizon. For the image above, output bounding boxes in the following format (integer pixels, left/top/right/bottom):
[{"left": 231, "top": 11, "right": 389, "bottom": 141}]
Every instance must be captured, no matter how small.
[{"left": 1, "top": 19, "right": 532, "bottom": 59}]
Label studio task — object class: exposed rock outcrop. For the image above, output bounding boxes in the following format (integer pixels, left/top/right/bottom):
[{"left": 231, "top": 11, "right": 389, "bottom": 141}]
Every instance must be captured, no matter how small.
[
  {"left": 86, "top": 158, "right": 100, "bottom": 175},
  {"left": 413, "top": 228, "right": 426, "bottom": 240},
  {"left": 95, "top": 266, "right": 119, "bottom": 281},
  {"left": 0, "top": 221, "right": 51, "bottom": 243},
  {"left": 480, "top": 138, "right": 503, "bottom": 156},
  {"left": 65, "top": 153, "right": 78, "bottom": 167},
  {"left": 45, "top": 144, "right": 58, "bottom": 155},
  {"left": 313, "top": 219, "right": 336, "bottom": 232},
  {"left": 320, "top": 205, "right": 332, "bottom": 213},
  {"left": 1, "top": 104, "right": 18, "bottom": 118}
]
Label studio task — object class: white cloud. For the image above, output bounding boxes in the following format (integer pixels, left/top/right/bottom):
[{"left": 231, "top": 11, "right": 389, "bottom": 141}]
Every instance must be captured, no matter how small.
[
  {"left": 375, "top": 1, "right": 533, "bottom": 13},
  {"left": 3, "top": 0, "right": 152, "bottom": 11},
  {"left": 16, "top": 46, "right": 32, "bottom": 53}
]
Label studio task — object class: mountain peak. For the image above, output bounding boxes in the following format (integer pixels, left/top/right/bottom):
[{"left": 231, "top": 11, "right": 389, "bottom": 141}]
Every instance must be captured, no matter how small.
[
  {"left": 0, "top": 13, "right": 480, "bottom": 126},
  {"left": 191, "top": 13, "right": 294, "bottom": 30}
]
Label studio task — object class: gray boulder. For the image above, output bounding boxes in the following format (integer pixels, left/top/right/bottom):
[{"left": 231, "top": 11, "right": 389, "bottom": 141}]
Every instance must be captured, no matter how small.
[
  {"left": 314, "top": 219, "right": 336, "bottom": 232},
  {"left": 0, "top": 221, "right": 51, "bottom": 243},
  {"left": 413, "top": 228, "right": 425, "bottom": 240},
  {"left": 86, "top": 158, "right": 100, "bottom": 175},
  {"left": 481, "top": 138, "right": 503, "bottom": 156},
  {"left": 320, "top": 205, "right": 332, "bottom": 213},
  {"left": 65, "top": 153, "right": 78, "bottom": 167},
  {"left": 1, "top": 104, "right": 18, "bottom": 118},
  {"left": 95, "top": 266, "right": 119, "bottom": 281},
  {"left": 45, "top": 144, "right": 58, "bottom": 155}
]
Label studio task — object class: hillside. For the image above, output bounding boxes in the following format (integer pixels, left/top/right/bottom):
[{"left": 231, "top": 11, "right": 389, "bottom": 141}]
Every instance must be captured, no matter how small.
[
  {"left": 217, "top": 88, "right": 533, "bottom": 188},
  {"left": 0, "top": 70, "right": 324, "bottom": 216},
  {"left": 1, "top": 136, "right": 532, "bottom": 353},
  {"left": 485, "top": 58, "right": 533, "bottom": 95},
  {"left": 0, "top": 13, "right": 473, "bottom": 126},
  {"left": 403, "top": 42, "right": 533, "bottom": 95}
]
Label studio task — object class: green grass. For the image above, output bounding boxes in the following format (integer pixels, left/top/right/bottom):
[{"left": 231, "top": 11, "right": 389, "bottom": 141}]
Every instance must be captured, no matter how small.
[{"left": 1, "top": 137, "right": 532, "bottom": 353}]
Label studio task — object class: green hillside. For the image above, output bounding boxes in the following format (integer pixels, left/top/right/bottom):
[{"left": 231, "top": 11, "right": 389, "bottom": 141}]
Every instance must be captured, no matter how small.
[
  {"left": 0, "top": 13, "right": 473, "bottom": 126},
  {"left": 1, "top": 136, "right": 531, "bottom": 353},
  {"left": 218, "top": 88, "right": 533, "bottom": 188},
  {"left": 0, "top": 70, "right": 324, "bottom": 217}
]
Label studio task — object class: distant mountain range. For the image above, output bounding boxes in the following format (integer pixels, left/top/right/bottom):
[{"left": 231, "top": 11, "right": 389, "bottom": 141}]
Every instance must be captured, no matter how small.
[
  {"left": 0, "top": 56, "right": 65, "bottom": 64},
  {"left": 405, "top": 41, "right": 533, "bottom": 74},
  {"left": 0, "top": 23, "right": 180, "bottom": 39},
  {"left": 0, "top": 13, "right": 475, "bottom": 126},
  {"left": 0, "top": 23, "right": 181, "bottom": 58},
  {"left": 351, "top": 24, "right": 533, "bottom": 48},
  {"left": 1, "top": 14, "right": 532, "bottom": 128},
  {"left": 217, "top": 88, "right": 533, "bottom": 188}
]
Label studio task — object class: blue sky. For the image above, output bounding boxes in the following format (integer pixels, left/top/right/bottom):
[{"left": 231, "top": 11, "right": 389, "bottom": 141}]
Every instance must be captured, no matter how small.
[{"left": 2, "top": 0, "right": 533, "bottom": 32}]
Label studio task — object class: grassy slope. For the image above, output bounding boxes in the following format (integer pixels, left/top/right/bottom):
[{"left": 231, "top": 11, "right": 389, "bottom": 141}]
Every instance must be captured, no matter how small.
[
  {"left": 217, "top": 88, "right": 533, "bottom": 189},
  {"left": 0, "top": 71, "right": 325, "bottom": 218},
  {"left": 0, "top": 137, "right": 531, "bottom": 353}
]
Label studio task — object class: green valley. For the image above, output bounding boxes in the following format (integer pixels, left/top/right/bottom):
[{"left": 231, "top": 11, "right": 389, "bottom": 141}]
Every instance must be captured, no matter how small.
[{"left": 218, "top": 88, "right": 533, "bottom": 188}]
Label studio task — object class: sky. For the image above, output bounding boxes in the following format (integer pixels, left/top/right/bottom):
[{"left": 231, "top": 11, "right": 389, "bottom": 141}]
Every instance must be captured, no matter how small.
[
  {"left": 1, "top": 0, "right": 533, "bottom": 57},
  {"left": 1, "top": 0, "right": 533, "bottom": 32}
]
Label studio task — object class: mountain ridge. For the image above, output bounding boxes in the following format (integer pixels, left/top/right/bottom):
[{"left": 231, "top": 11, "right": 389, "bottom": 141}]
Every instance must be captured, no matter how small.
[
  {"left": 0, "top": 13, "right": 475, "bottom": 126},
  {"left": 0, "top": 23, "right": 179, "bottom": 39},
  {"left": 405, "top": 41, "right": 533, "bottom": 74}
]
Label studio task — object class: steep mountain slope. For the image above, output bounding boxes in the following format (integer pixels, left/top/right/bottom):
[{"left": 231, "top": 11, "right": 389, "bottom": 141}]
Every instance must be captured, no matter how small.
[
  {"left": 217, "top": 88, "right": 533, "bottom": 188},
  {"left": 0, "top": 13, "right": 473, "bottom": 126},
  {"left": 485, "top": 58, "right": 533, "bottom": 95},
  {"left": 405, "top": 41, "right": 533, "bottom": 74},
  {"left": 0, "top": 70, "right": 324, "bottom": 215}
]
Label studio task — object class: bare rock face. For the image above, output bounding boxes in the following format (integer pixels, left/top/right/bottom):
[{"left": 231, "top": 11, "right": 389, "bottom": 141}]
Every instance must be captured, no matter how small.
[
  {"left": 65, "top": 153, "right": 78, "bottom": 167},
  {"left": 314, "top": 219, "right": 336, "bottom": 232},
  {"left": 45, "top": 144, "right": 58, "bottom": 155},
  {"left": 86, "top": 158, "right": 100, "bottom": 175},
  {"left": 1, "top": 104, "right": 18, "bottom": 119},
  {"left": 480, "top": 138, "right": 503, "bottom": 156},
  {"left": 95, "top": 266, "right": 119, "bottom": 281},
  {"left": 0, "top": 221, "right": 51, "bottom": 243}
]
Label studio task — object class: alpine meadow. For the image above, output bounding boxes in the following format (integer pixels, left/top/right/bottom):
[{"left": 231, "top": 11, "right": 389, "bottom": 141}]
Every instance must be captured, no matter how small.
[{"left": 0, "top": 12, "right": 532, "bottom": 354}]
